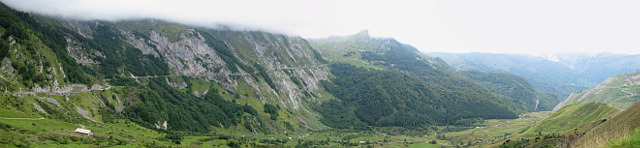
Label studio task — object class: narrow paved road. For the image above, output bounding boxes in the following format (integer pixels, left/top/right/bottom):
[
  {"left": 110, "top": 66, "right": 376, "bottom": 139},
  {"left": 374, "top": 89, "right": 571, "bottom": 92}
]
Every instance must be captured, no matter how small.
[
  {"left": 621, "top": 89, "right": 635, "bottom": 96},
  {"left": 0, "top": 117, "right": 44, "bottom": 120}
]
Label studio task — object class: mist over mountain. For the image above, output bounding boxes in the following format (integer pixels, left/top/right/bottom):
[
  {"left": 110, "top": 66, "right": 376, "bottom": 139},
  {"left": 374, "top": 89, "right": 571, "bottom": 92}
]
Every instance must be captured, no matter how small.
[{"left": 551, "top": 53, "right": 640, "bottom": 82}]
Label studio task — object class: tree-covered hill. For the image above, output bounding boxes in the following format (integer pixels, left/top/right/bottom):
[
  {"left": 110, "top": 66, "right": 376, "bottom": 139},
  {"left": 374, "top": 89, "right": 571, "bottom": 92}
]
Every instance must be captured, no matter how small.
[
  {"left": 427, "top": 52, "right": 595, "bottom": 99},
  {"left": 457, "top": 70, "right": 560, "bottom": 112},
  {"left": 310, "top": 31, "right": 529, "bottom": 129},
  {"left": 319, "top": 63, "right": 518, "bottom": 129}
]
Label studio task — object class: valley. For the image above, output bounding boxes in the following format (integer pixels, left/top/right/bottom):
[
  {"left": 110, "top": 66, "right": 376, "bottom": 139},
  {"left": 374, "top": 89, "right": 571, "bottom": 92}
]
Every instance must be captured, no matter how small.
[
  {"left": 1, "top": 1, "right": 640, "bottom": 148},
  {"left": 0, "top": 104, "right": 551, "bottom": 147}
]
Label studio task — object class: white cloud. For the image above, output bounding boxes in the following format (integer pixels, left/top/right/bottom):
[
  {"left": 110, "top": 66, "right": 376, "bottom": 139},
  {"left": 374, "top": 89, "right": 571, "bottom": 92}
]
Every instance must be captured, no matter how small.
[{"left": 3, "top": 0, "right": 640, "bottom": 56}]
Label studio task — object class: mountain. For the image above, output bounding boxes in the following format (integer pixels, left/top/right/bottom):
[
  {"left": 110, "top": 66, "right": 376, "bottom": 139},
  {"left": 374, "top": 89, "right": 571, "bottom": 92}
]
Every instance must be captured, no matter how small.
[
  {"left": 456, "top": 70, "right": 560, "bottom": 112},
  {"left": 554, "top": 70, "right": 640, "bottom": 110},
  {"left": 551, "top": 52, "right": 640, "bottom": 82},
  {"left": 309, "top": 30, "right": 449, "bottom": 70},
  {"left": 308, "top": 31, "right": 547, "bottom": 128},
  {"left": 0, "top": 1, "right": 332, "bottom": 144},
  {"left": 427, "top": 52, "right": 597, "bottom": 99}
]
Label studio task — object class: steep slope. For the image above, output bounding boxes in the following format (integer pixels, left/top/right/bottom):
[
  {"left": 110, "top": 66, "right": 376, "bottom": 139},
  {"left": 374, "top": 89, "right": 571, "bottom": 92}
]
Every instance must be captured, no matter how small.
[
  {"left": 603, "top": 128, "right": 640, "bottom": 147},
  {"left": 525, "top": 102, "right": 619, "bottom": 134},
  {"left": 457, "top": 70, "right": 560, "bottom": 111},
  {"left": 554, "top": 70, "right": 640, "bottom": 110},
  {"left": 309, "top": 31, "right": 520, "bottom": 128},
  {"left": 428, "top": 52, "right": 595, "bottom": 99},
  {"left": 59, "top": 19, "right": 330, "bottom": 110},
  {"left": 499, "top": 102, "right": 619, "bottom": 148},
  {"left": 0, "top": 1, "right": 330, "bottom": 144},
  {"left": 576, "top": 102, "right": 640, "bottom": 147}
]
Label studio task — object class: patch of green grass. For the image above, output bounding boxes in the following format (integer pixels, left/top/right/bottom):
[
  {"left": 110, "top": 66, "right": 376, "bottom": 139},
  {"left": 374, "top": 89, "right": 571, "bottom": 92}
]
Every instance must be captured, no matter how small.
[
  {"left": 578, "top": 102, "right": 640, "bottom": 147},
  {"left": 525, "top": 102, "right": 619, "bottom": 134},
  {"left": 605, "top": 128, "right": 640, "bottom": 147},
  {"left": 443, "top": 111, "right": 551, "bottom": 146},
  {"left": 188, "top": 78, "right": 212, "bottom": 95},
  {"left": 0, "top": 107, "right": 38, "bottom": 118},
  {"left": 409, "top": 142, "right": 440, "bottom": 148}
]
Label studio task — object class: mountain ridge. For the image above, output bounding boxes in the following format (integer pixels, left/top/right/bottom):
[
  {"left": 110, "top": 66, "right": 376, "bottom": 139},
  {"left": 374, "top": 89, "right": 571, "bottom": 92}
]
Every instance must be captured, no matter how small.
[{"left": 554, "top": 70, "right": 640, "bottom": 110}]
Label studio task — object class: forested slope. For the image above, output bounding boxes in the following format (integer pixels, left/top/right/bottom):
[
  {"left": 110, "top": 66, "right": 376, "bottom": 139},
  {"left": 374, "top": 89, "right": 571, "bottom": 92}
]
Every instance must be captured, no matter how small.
[
  {"left": 310, "top": 32, "right": 523, "bottom": 129},
  {"left": 457, "top": 70, "right": 560, "bottom": 111}
]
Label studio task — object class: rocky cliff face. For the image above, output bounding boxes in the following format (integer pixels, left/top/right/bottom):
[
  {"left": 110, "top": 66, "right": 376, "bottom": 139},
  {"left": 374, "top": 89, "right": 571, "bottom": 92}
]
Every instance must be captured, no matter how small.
[
  {"left": 0, "top": 2, "right": 333, "bottom": 136},
  {"left": 60, "top": 19, "right": 329, "bottom": 110}
]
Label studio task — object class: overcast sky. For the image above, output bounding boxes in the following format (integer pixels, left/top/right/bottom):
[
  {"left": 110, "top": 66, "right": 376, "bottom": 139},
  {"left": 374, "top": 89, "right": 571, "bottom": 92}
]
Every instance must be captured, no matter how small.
[{"left": 3, "top": 0, "right": 640, "bottom": 57}]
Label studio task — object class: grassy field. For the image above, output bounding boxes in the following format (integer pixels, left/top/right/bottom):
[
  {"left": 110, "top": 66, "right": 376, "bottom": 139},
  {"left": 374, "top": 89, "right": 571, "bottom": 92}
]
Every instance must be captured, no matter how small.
[
  {"left": 438, "top": 111, "right": 551, "bottom": 146},
  {"left": 494, "top": 102, "right": 640, "bottom": 148},
  {"left": 605, "top": 128, "right": 640, "bottom": 147},
  {"left": 525, "top": 102, "right": 619, "bottom": 134},
  {"left": 0, "top": 107, "right": 172, "bottom": 147},
  {"left": 577, "top": 101, "right": 640, "bottom": 147},
  {"left": 0, "top": 99, "right": 554, "bottom": 148},
  {"left": 0, "top": 87, "right": 556, "bottom": 148}
]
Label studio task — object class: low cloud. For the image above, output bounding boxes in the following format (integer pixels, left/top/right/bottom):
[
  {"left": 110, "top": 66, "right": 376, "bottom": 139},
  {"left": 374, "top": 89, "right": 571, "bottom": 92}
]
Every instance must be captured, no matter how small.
[{"left": 4, "top": 0, "right": 640, "bottom": 56}]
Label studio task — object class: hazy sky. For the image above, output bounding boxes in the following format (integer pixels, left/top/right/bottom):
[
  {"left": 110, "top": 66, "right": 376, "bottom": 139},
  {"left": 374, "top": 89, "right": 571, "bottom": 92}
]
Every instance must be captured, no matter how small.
[{"left": 4, "top": 0, "right": 640, "bottom": 57}]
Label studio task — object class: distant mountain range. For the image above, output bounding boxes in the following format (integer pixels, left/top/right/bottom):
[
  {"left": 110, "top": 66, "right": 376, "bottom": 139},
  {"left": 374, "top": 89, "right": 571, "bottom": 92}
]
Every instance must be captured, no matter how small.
[
  {"left": 427, "top": 52, "right": 640, "bottom": 99},
  {"left": 550, "top": 53, "right": 640, "bottom": 82}
]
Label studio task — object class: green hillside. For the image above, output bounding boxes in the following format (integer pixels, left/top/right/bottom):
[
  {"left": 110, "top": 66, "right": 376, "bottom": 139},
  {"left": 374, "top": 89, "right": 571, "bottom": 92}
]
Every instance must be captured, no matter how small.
[
  {"left": 309, "top": 30, "right": 448, "bottom": 70},
  {"left": 605, "top": 128, "right": 640, "bottom": 147},
  {"left": 319, "top": 64, "right": 517, "bottom": 129},
  {"left": 428, "top": 52, "right": 595, "bottom": 99},
  {"left": 498, "top": 102, "right": 618, "bottom": 148},
  {"left": 0, "top": 2, "right": 324, "bottom": 146},
  {"left": 457, "top": 70, "right": 560, "bottom": 112},
  {"left": 525, "top": 102, "right": 619, "bottom": 134},
  {"left": 310, "top": 32, "right": 524, "bottom": 129},
  {"left": 555, "top": 70, "right": 640, "bottom": 110},
  {"left": 578, "top": 101, "right": 640, "bottom": 147}
]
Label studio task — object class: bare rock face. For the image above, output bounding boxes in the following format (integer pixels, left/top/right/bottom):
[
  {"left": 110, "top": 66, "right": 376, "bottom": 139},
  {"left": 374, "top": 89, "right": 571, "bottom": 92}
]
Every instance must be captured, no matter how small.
[
  {"left": 42, "top": 97, "right": 61, "bottom": 107},
  {"left": 0, "top": 57, "right": 14, "bottom": 77},
  {"left": 59, "top": 19, "right": 96, "bottom": 39},
  {"left": 116, "top": 21, "right": 329, "bottom": 110},
  {"left": 65, "top": 37, "right": 100, "bottom": 66},
  {"left": 34, "top": 103, "right": 47, "bottom": 114},
  {"left": 114, "top": 94, "right": 124, "bottom": 112},
  {"left": 193, "top": 91, "right": 200, "bottom": 97},
  {"left": 123, "top": 29, "right": 225, "bottom": 76},
  {"left": 77, "top": 107, "right": 96, "bottom": 122}
]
